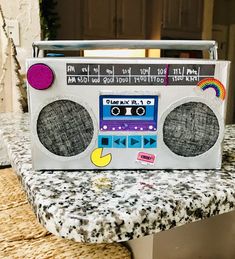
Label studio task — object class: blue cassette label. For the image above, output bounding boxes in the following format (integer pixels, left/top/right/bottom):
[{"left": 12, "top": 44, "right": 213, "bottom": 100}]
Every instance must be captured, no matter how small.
[{"left": 100, "top": 95, "right": 158, "bottom": 132}]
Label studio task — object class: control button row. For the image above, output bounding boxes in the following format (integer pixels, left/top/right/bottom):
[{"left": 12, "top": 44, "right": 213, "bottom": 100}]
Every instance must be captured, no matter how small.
[{"left": 98, "top": 135, "right": 157, "bottom": 149}]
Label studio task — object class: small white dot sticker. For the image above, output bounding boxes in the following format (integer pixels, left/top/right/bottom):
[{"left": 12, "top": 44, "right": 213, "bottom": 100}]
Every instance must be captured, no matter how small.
[
  {"left": 112, "top": 127, "right": 115, "bottom": 130},
  {"left": 103, "top": 125, "right": 108, "bottom": 130},
  {"left": 134, "top": 126, "right": 138, "bottom": 129},
  {"left": 149, "top": 125, "right": 153, "bottom": 130},
  {"left": 140, "top": 127, "right": 143, "bottom": 131},
  {"left": 118, "top": 126, "right": 122, "bottom": 129}
]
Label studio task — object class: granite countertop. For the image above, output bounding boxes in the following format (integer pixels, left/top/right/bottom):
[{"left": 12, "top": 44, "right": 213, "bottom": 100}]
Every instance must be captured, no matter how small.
[{"left": 0, "top": 113, "right": 235, "bottom": 243}]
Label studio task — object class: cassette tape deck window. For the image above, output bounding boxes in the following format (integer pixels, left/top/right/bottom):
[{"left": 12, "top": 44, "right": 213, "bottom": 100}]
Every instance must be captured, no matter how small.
[
  {"left": 100, "top": 95, "right": 158, "bottom": 131},
  {"left": 27, "top": 40, "right": 230, "bottom": 170}
]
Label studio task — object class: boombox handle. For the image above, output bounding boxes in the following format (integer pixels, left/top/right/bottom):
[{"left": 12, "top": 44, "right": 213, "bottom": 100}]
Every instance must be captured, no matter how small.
[{"left": 32, "top": 40, "right": 218, "bottom": 60}]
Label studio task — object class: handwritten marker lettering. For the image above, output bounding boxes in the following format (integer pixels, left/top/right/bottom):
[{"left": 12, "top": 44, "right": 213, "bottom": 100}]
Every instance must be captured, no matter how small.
[{"left": 66, "top": 64, "right": 215, "bottom": 86}]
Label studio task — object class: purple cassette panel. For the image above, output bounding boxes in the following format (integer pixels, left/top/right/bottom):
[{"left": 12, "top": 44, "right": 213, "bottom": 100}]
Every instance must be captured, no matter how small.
[{"left": 100, "top": 121, "right": 156, "bottom": 131}]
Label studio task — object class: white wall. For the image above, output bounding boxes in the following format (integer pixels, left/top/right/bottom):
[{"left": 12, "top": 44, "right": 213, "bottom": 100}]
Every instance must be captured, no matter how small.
[{"left": 0, "top": 0, "right": 41, "bottom": 73}]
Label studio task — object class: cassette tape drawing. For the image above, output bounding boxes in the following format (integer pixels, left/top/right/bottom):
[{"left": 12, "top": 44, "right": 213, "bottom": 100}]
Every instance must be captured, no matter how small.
[
  {"left": 26, "top": 40, "right": 230, "bottom": 170},
  {"left": 99, "top": 95, "right": 158, "bottom": 131}
]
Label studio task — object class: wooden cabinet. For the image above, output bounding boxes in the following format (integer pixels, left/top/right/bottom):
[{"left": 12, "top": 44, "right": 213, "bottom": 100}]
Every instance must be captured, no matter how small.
[
  {"left": 181, "top": 0, "right": 203, "bottom": 33},
  {"left": 82, "top": 0, "right": 146, "bottom": 39},
  {"left": 162, "top": 0, "right": 181, "bottom": 31},
  {"left": 162, "top": 0, "right": 203, "bottom": 39},
  {"left": 56, "top": 0, "right": 83, "bottom": 40},
  {"left": 83, "top": 0, "right": 116, "bottom": 39},
  {"left": 116, "top": 0, "right": 146, "bottom": 39}
]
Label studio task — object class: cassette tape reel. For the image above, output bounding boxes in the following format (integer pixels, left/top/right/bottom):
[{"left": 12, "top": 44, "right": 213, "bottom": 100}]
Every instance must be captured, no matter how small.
[{"left": 110, "top": 106, "right": 146, "bottom": 116}]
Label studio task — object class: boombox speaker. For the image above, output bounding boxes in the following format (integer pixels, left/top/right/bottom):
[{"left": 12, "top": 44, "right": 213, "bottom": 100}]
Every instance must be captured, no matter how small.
[{"left": 26, "top": 40, "right": 230, "bottom": 170}]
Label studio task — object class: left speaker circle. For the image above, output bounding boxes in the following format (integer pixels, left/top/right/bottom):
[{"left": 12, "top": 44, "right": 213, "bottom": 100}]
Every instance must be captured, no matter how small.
[
  {"left": 27, "top": 63, "right": 54, "bottom": 90},
  {"left": 37, "top": 100, "right": 94, "bottom": 157}
]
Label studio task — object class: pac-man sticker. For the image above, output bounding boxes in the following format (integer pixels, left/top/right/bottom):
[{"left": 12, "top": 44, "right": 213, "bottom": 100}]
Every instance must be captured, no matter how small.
[{"left": 91, "top": 148, "right": 112, "bottom": 167}]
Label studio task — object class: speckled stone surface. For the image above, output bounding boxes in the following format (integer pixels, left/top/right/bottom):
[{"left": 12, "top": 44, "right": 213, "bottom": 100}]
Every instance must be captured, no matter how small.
[{"left": 0, "top": 113, "right": 235, "bottom": 243}]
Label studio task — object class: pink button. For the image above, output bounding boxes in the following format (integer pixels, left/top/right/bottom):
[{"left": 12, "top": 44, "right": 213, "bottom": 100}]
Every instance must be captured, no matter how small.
[
  {"left": 137, "top": 152, "right": 155, "bottom": 164},
  {"left": 27, "top": 63, "right": 54, "bottom": 90}
]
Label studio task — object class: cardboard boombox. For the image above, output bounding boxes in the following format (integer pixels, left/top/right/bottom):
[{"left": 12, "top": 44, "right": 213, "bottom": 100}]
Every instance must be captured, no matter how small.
[{"left": 26, "top": 40, "right": 230, "bottom": 170}]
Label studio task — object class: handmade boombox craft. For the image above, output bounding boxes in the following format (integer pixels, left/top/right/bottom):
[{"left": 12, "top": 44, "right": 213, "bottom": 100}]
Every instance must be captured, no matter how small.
[{"left": 26, "top": 40, "right": 230, "bottom": 170}]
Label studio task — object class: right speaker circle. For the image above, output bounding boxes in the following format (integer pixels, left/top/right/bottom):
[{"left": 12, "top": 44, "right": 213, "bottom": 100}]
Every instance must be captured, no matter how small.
[{"left": 163, "top": 102, "right": 220, "bottom": 157}]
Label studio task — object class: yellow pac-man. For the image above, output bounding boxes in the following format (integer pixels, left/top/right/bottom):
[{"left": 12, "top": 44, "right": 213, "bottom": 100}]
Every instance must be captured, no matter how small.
[{"left": 91, "top": 148, "right": 112, "bottom": 167}]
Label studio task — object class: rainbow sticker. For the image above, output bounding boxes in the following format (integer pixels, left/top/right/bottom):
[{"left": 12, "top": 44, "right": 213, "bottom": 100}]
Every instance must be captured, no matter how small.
[{"left": 197, "top": 78, "right": 226, "bottom": 100}]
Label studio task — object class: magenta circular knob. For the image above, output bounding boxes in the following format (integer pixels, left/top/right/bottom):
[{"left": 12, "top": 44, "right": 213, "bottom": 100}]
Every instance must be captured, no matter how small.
[{"left": 27, "top": 63, "right": 54, "bottom": 90}]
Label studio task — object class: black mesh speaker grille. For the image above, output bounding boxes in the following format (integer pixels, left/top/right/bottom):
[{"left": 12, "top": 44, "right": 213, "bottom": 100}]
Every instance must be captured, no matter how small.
[
  {"left": 37, "top": 100, "right": 94, "bottom": 157},
  {"left": 163, "top": 102, "right": 220, "bottom": 157}
]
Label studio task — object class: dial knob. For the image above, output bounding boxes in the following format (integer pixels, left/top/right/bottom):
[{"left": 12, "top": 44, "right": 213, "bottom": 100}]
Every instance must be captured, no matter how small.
[{"left": 27, "top": 63, "right": 54, "bottom": 90}]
